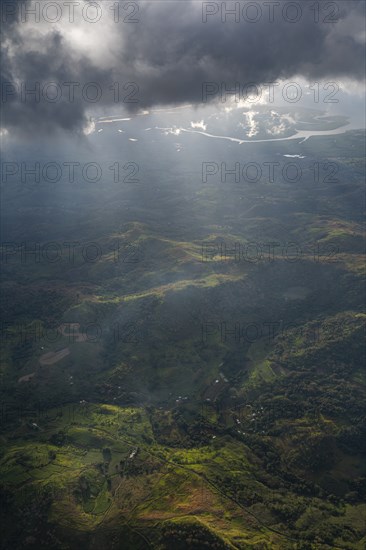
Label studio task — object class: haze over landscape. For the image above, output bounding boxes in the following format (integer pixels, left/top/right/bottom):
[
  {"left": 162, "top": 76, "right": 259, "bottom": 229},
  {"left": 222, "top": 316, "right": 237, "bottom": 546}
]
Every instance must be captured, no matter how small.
[{"left": 0, "top": 1, "right": 365, "bottom": 549}]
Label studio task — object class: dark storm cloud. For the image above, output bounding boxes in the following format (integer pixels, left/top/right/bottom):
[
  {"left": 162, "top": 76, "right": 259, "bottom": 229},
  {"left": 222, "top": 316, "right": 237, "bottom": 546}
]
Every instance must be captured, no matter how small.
[
  {"left": 119, "top": 0, "right": 365, "bottom": 105},
  {"left": 1, "top": 0, "right": 113, "bottom": 135},
  {"left": 0, "top": 0, "right": 365, "bottom": 135}
]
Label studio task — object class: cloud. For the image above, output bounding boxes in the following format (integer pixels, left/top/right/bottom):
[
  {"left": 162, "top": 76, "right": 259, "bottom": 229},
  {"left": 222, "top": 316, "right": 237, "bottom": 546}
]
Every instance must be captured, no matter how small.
[
  {"left": 191, "top": 120, "right": 207, "bottom": 131},
  {"left": 239, "top": 111, "right": 259, "bottom": 137},
  {"left": 1, "top": 0, "right": 365, "bottom": 136}
]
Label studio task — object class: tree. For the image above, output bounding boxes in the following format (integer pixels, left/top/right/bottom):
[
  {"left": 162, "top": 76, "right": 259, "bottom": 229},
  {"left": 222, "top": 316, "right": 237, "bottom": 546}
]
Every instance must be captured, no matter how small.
[{"left": 102, "top": 447, "right": 112, "bottom": 462}]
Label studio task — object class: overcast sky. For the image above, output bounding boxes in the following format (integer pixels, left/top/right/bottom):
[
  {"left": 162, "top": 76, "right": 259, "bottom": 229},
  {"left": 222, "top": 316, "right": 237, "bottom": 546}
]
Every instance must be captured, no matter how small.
[{"left": 1, "top": 0, "right": 365, "bottom": 139}]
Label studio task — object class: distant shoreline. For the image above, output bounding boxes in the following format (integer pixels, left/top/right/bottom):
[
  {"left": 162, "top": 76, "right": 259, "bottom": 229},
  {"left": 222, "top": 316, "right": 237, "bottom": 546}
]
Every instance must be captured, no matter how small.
[{"left": 175, "top": 123, "right": 356, "bottom": 145}]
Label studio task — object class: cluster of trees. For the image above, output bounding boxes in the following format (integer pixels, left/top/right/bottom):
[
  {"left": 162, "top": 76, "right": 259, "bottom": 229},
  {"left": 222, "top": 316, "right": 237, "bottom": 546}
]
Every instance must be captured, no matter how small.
[{"left": 159, "top": 522, "right": 229, "bottom": 549}]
